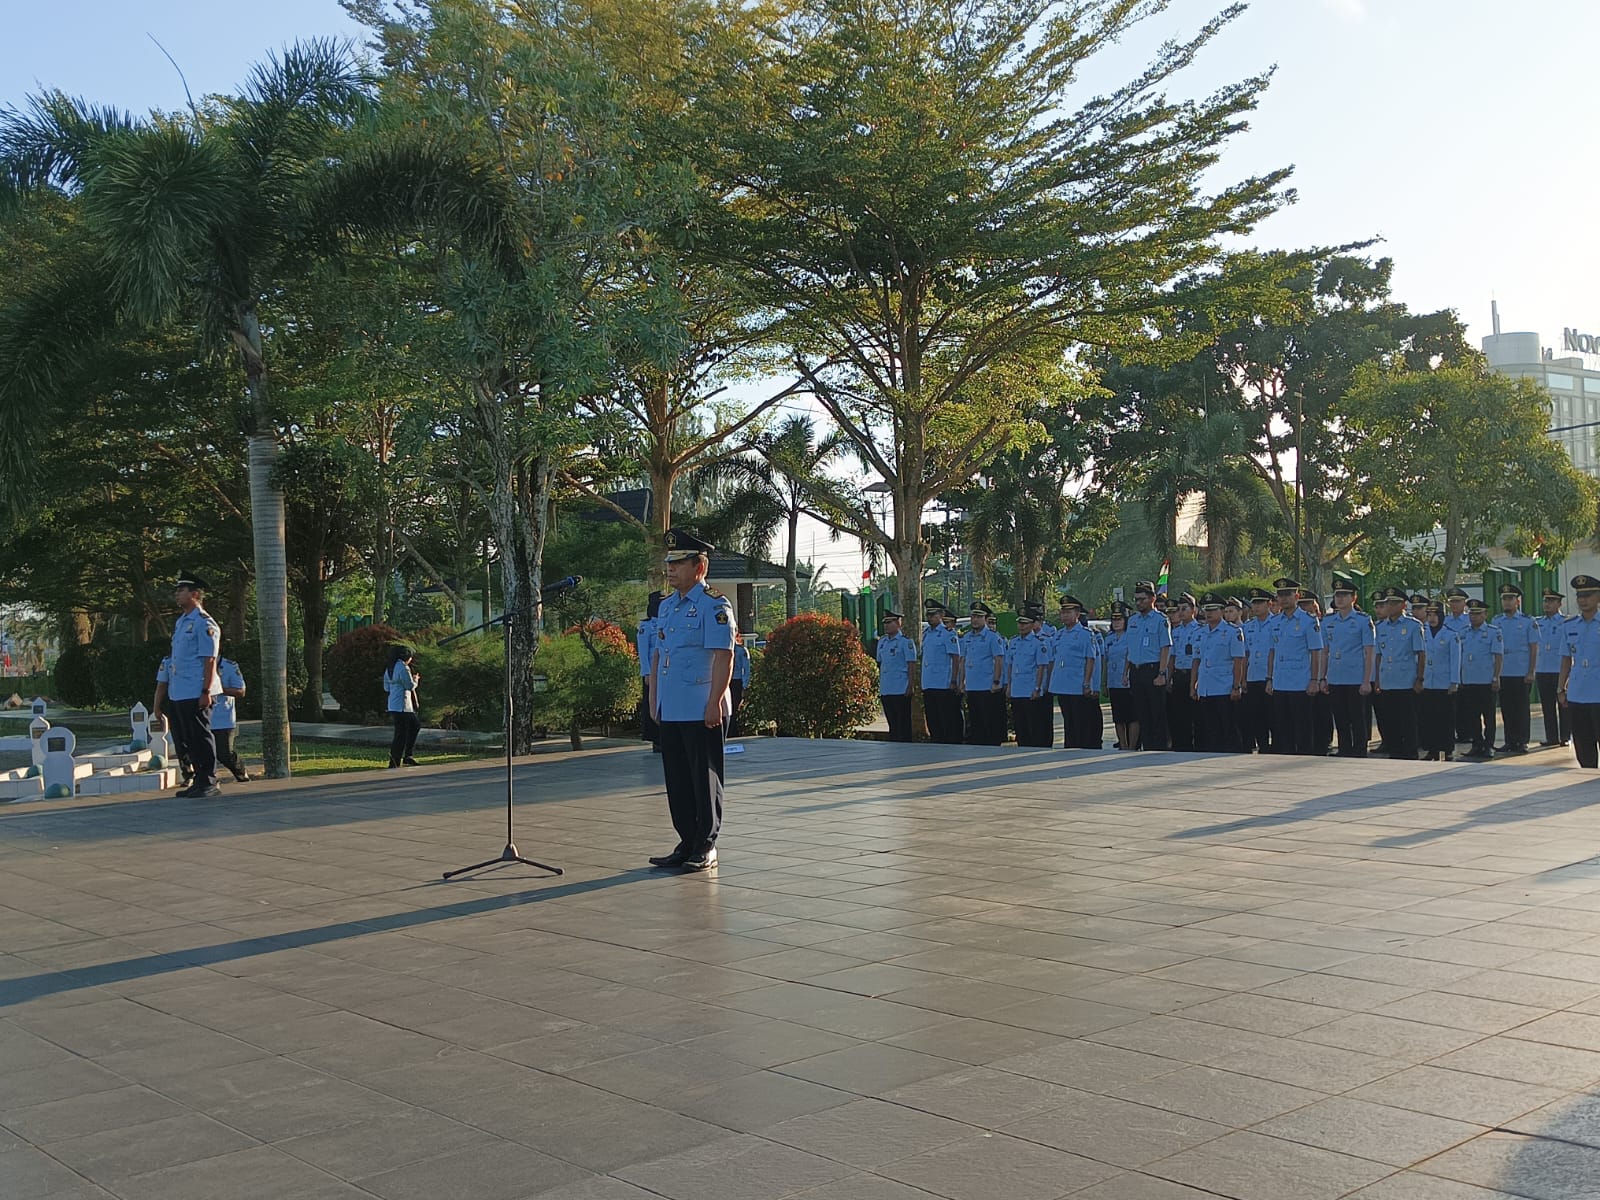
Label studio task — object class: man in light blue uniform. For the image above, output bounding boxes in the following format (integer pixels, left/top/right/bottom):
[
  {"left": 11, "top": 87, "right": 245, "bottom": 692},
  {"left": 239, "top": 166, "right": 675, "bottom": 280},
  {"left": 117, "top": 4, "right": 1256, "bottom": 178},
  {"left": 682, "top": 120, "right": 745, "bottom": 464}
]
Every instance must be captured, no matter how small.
[
  {"left": 920, "top": 603, "right": 961, "bottom": 744},
  {"left": 1536, "top": 587, "right": 1570, "bottom": 747},
  {"left": 1167, "top": 594, "right": 1201, "bottom": 752},
  {"left": 1441, "top": 586, "right": 1473, "bottom": 745},
  {"left": 1007, "top": 610, "right": 1051, "bottom": 746},
  {"left": 212, "top": 656, "right": 250, "bottom": 783},
  {"left": 638, "top": 590, "right": 666, "bottom": 752},
  {"left": 1126, "top": 581, "right": 1173, "bottom": 750},
  {"left": 169, "top": 573, "right": 223, "bottom": 798},
  {"left": 1265, "top": 578, "right": 1323, "bottom": 756},
  {"left": 1240, "top": 588, "right": 1274, "bottom": 752},
  {"left": 1457, "top": 598, "right": 1504, "bottom": 759},
  {"left": 1560, "top": 575, "right": 1600, "bottom": 768},
  {"left": 731, "top": 634, "right": 751, "bottom": 737},
  {"left": 1191, "top": 592, "right": 1246, "bottom": 752},
  {"left": 647, "top": 529, "right": 736, "bottom": 872},
  {"left": 1323, "top": 582, "right": 1375, "bottom": 757},
  {"left": 963, "top": 602, "right": 1007, "bottom": 745},
  {"left": 1050, "top": 595, "right": 1100, "bottom": 749},
  {"left": 1373, "top": 586, "right": 1425, "bottom": 760},
  {"left": 876, "top": 609, "right": 918, "bottom": 742},
  {"left": 1493, "top": 584, "right": 1537, "bottom": 755}
]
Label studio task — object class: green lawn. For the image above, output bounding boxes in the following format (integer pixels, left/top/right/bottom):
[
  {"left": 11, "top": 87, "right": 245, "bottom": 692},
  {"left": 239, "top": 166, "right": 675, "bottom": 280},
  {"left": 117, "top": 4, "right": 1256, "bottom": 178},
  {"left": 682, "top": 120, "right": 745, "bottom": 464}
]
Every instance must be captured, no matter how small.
[{"left": 230, "top": 732, "right": 497, "bottom": 777}]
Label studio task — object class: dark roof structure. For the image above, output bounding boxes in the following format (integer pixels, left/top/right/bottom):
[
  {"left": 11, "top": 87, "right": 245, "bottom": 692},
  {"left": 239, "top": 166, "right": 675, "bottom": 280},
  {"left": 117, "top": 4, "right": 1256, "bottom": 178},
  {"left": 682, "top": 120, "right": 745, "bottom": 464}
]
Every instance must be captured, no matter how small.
[{"left": 577, "top": 489, "right": 810, "bottom": 585}]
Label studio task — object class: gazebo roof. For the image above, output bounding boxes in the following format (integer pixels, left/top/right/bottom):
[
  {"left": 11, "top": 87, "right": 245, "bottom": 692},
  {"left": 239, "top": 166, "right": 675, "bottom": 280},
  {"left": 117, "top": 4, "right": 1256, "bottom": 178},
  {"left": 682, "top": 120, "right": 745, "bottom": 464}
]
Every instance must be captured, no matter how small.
[{"left": 577, "top": 489, "right": 809, "bottom": 584}]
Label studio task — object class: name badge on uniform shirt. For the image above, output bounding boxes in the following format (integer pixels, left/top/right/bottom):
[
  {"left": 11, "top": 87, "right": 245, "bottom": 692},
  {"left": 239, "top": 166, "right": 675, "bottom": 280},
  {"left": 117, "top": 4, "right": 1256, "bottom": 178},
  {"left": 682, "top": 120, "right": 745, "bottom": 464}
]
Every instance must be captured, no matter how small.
[{"left": 1142, "top": 636, "right": 1152, "bottom": 649}]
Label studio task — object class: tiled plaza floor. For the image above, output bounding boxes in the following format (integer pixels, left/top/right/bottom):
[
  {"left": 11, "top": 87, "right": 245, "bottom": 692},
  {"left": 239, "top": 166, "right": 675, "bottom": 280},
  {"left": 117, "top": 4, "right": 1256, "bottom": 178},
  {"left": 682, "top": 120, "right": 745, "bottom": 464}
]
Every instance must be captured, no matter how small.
[{"left": 4, "top": 739, "right": 1600, "bottom": 1199}]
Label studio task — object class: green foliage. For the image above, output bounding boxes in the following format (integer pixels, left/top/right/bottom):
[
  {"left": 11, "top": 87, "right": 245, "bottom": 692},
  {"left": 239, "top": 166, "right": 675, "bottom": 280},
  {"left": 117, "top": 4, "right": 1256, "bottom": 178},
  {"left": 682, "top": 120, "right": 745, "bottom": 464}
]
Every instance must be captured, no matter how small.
[
  {"left": 52, "top": 643, "right": 102, "bottom": 708},
  {"left": 742, "top": 612, "right": 877, "bottom": 738},
  {"left": 233, "top": 638, "right": 309, "bottom": 720},
  {"left": 1198, "top": 577, "right": 1277, "bottom": 604},
  {"left": 3, "top": 671, "right": 53, "bottom": 700},
  {"left": 324, "top": 623, "right": 404, "bottom": 723},
  {"left": 535, "top": 630, "right": 641, "bottom": 746},
  {"left": 92, "top": 641, "right": 169, "bottom": 709},
  {"left": 415, "top": 634, "right": 503, "bottom": 733}
]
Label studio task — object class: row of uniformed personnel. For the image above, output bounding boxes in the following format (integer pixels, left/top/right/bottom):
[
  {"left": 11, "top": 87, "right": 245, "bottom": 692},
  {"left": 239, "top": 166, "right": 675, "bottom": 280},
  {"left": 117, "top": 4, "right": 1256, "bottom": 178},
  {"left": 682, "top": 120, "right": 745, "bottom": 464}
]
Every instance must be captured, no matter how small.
[{"left": 871, "top": 575, "right": 1600, "bottom": 770}]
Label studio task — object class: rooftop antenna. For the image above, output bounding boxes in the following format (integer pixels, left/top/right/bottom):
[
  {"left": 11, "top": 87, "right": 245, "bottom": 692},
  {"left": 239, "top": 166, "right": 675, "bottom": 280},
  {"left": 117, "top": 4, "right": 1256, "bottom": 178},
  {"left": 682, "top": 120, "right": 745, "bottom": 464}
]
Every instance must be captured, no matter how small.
[{"left": 1492, "top": 298, "right": 1502, "bottom": 336}]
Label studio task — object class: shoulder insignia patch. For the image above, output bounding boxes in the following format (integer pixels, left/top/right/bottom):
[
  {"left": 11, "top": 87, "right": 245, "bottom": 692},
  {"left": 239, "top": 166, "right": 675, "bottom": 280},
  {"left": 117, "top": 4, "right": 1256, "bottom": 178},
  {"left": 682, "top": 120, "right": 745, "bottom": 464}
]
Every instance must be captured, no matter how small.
[
  {"left": 715, "top": 611, "right": 729, "bottom": 624},
  {"left": 704, "top": 586, "right": 726, "bottom": 599}
]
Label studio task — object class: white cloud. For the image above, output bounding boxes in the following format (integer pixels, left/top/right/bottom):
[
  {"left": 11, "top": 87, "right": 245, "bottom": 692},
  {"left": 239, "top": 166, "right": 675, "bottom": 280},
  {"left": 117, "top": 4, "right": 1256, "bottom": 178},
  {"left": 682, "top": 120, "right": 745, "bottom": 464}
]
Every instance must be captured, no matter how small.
[{"left": 1321, "top": 0, "right": 1368, "bottom": 17}]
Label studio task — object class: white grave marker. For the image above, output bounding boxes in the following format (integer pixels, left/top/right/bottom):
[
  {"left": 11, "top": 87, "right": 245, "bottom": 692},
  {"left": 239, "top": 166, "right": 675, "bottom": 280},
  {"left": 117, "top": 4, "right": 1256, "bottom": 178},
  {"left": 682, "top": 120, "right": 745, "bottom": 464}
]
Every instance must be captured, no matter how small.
[
  {"left": 148, "top": 715, "right": 174, "bottom": 766},
  {"left": 29, "top": 714, "right": 50, "bottom": 774},
  {"left": 30, "top": 696, "right": 47, "bottom": 719},
  {"left": 129, "top": 702, "right": 150, "bottom": 750},
  {"left": 40, "top": 726, "right": 77, "bottom": 798}
]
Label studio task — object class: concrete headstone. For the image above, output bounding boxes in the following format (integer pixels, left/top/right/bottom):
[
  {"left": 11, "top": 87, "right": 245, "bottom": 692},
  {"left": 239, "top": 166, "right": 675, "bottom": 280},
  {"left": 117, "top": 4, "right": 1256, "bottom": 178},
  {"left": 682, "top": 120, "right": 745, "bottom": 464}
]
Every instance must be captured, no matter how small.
[
  {"left": 29, "top": 715, "right": 50, "bottom": 775},
  {"left": 130, "top": 702, "right": 150, "bottom": 750},
  {"left": 40, "top": 726, "right": 77, "bottom": 798}
]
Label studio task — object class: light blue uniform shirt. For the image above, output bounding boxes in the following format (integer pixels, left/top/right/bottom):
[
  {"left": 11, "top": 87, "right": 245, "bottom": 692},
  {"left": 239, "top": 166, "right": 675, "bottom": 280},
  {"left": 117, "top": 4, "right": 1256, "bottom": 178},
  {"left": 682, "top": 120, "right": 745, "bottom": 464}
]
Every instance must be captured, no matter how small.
[
  {"left": 962, "top": 627, "right": 1005, "bottom": 691},
  {"left": 1457, "top": 621, "right": 1504, "bottom": 686},
  {"left": 1494, "top": 611, "right": 1537, "bottom": 677},
  {"left": 1047, "top": 624, "right": 1098, "bottom": 695},
  {"left": 1194, "top": 620, "right": 1247, "bottom": 697},
  {"left": 654, "top": 582, "right": 737, "bottom": 721},
  {"left": 1537, "top": 612, "right": 1569, "bottom": 674},
  {"left": 1375, "top": 615, "right": 1425, "bottom": 690},
  {"left": 636, "top": 617, "right": 655, "bottom": 679},
  {"left": 875, "top": 632, "right": 917, "bottom": 696},
  {"left": 1244, "top": 616, "right": 1274, "bottom": 682},
  {"left": 1102, "top": 631, "right": 1132, "bottom": 689},
  {"left": 1322, "top": 610, "right": 1375, "bottom": 686},
  {"left": 1564, "top": 614, "right": 1600, "bottom": 704},
  {"left": 211, "top": 658, "right": 246, "bottom": 730},
  {"left": 920, "top": 624, "right": 955, "bottom": 689},
  {"left": 1269, "top": 608, "right": 1323, "bottom": 691},
  {"left": 1007, "top": 632, "right": 1048, "bottom": 698},
  {"left": 1125, "top": 609, "right": 1172, "bottom": 666},
  {"left": 1169, "top": 619, "right": 1202, "bottom": 671},
  {"left": 1422, "top": 625, "right": 1461, "bottom": 689},
  {"left": 733, "top": 643, "right": 751, "bottom": 686},
  {"left": 168, "top": 607, "right": 222, "bottom": 702},
  {"left": 1443, "top": 610, "right": 1471, "bottom": 638}
]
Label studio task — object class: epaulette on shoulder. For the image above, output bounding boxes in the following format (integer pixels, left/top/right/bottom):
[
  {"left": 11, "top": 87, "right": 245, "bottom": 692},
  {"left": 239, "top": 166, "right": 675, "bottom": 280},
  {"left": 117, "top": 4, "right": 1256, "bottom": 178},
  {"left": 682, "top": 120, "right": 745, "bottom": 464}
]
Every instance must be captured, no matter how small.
[{"left": 704, "top": 585, "right": 726, "bottom": 600}]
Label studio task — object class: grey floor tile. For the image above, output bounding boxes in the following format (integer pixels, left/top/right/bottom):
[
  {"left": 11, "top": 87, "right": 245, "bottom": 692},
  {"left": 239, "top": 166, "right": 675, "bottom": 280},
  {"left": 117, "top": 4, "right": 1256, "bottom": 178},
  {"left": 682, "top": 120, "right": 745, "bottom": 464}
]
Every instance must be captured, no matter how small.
[
  {"left": 1418, "top": 1130, "right": 1600, "bottom": 1199},
  {"left": 1114, "top": 1064, "right": 1326, "bottom": 1126},
  {"left": 0, "top": 1144, "right": 110, "bottom": 1198},
  {"left": 988, "top": 1039, "right": 1185, "bottom": 1093},
  {"left": 662, "top": 1070, "right": 853, "bottom": 1132},
  {"left": 879, "top": 1132, "right": 1120, "bottom": 1200},
  {"left": 110, "top": 1144, "right": 352, "bottom": 1200},
  {"left": 1502, "top": 1091, "right": 1600, "bottom": 1149},
  {"left": 41, "top": 1111, "right": 258, "bottom": 1182},
  {"left": 1002, "top": 1090, "right": 1229, "bottom": 1168},
  {"left": 761, "top": 1098, "right": 975, "bottom": 1168},
  {"left": 776, "top": 1043, "right": 959, "bottom": 1096},
  {"left": 882, "top": 1066, "right": 1077, "bottom": 1127},
  {"left": 1429, "top": 1036, "right": 1600, "bottom": 1089},
  {"left": 1344, "top": 1173, "right": 1524, "bottom": 1199},
  {"left": 616, "top": 1133, "right": 855, "bottom": 1200},
  {"left": 1148, "top": 1129, "right": 1392, "bottom": 1200},
  {"left": 0, "top": 1060, "right": 127, "bottom": 1110},
  {"left": 1253, "top": 1097, "right": 1483, "bottom": 1167},
  {"left": 355, "top": 1139, "right": 591, "bottom": 1200},
  {"left": 1346, "top": 1066, "right": 1566, "bottom": 1126},
  {"left": 275, "top": 1109, "right": 498, "bottom": 1178},
  {"left": 787, "top": 1175, "right": 948, "bottom": 1199},
  {"left": 0, "top": 1085, "right": 187, "bottom": 1143}
]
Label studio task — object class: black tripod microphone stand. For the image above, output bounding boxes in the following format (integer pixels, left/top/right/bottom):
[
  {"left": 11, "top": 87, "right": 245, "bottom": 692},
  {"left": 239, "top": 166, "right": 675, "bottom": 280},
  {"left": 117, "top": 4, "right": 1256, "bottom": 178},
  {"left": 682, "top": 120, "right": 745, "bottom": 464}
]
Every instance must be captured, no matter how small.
[{"left": 440, "top": 603, "right": 564, "bottom": 881}]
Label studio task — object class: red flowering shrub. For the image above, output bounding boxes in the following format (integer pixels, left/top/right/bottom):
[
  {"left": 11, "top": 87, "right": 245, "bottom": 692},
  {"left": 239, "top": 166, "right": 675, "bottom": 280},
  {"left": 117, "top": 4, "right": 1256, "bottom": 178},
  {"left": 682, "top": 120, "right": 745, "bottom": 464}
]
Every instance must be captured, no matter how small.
[
  {"left": 743, "top": 612, "right": 878, "bottom": 738},
  {"left": 563, "top": 619, "right": 636, "bottom": 659},
  {"left": 324, "top": 623, "right": 404, "bottom": 723}
]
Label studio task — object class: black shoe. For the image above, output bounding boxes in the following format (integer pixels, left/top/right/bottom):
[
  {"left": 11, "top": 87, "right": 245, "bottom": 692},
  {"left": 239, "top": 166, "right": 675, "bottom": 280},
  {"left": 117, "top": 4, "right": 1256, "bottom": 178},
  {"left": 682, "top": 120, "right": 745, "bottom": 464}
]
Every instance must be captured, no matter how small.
[
  {"left": 402, "top": 757, "right": 420, "bottom": 766},
  {"left": 649, "top": 848, "right": 689, "bottom": 868},
  {"left": 1562, "top": 739, "right": 1572, "bottom": 747},
  {"left": 387, "top": 762, "right": 400, "bottom": 769},
  {"left": 1539, "top": 739, "right": 1558, "bottom": 747},
  {"left": 230, "top": 769, "right": 250, "bottom": 782},
  {"left": 681, "top": 848, "right": 718, "bottom": 871},
  {"left": 178, "top": 782, "right": 222, "bottom": 798}
]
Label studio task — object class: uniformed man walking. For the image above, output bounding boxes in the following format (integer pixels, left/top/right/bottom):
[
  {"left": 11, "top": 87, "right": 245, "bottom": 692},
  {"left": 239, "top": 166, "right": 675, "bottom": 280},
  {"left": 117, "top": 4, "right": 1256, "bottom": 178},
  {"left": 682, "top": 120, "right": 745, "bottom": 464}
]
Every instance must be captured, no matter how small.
[
  {"left": 647, "top": 530, "right": 735, "bottom": 872},
  {"left": 963, "top": 602, "right": 1007, "bottom": 745},
  {"left": 1535, "top": 588, "right": 1570, "bottom": 747},
  {"left": 212, "top": 655, "right": 251, "bottom": 783},
  {"left": 1560, "top": 575, "right": 1600, "bottom": 768},
  {"left": 168, "top": 574, "right": 222, "bottom": 798},
  {"left": 1126, "top": 582, "right": 1173, "bottom": 750},
  {"left": 1493, "top": 584, "right": 1537, "bottom": 755},
  {"left": 1323, "top": 582, "right": 1375, "bottom": 757},
  {"left": 1457, "top": 598, "right": 1504, "bottom": 759},
  {"left": 876, "top": 610, "right": 918, "bottom": 742}
]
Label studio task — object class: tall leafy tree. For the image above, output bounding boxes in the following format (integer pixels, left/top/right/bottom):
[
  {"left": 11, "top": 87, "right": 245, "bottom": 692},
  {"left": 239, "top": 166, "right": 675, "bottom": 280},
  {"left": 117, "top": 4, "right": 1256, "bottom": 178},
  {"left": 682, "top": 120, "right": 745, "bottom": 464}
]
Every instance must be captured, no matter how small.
[
  {"left": 696, "top": 0, "right": 1292, "bottom": 623},
  {"left": 1344, "top": 362, "right": 1598, "bottom": 585},
  {"left": 0, "top": 43, "right": 370, "bottom": 776}
]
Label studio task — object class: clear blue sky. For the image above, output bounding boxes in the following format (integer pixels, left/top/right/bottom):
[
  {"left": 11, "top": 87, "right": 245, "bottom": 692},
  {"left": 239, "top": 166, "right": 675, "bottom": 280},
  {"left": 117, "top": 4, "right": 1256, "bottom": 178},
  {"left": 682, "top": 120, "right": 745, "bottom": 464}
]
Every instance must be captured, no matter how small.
[{"left": 5, "top": 0, "right": 1593, "bottom": 348}]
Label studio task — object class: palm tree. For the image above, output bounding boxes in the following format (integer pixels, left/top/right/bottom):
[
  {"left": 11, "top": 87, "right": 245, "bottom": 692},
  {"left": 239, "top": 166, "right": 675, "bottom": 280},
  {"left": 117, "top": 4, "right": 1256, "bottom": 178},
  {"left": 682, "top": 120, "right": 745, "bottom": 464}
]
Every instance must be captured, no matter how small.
[
  {"left": 692, "top": 414, "right": 851, "bottom": 618},
  {"left": 0, "top": 43, "right": 369, "bottom": 777}
]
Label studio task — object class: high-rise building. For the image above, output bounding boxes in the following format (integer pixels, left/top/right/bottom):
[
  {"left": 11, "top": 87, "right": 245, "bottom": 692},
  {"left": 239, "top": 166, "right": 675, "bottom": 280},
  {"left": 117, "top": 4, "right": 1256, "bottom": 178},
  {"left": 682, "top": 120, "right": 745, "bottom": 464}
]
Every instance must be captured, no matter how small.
[{"left": 1482, "top": 302, "right": 1600, "bottom": 476}]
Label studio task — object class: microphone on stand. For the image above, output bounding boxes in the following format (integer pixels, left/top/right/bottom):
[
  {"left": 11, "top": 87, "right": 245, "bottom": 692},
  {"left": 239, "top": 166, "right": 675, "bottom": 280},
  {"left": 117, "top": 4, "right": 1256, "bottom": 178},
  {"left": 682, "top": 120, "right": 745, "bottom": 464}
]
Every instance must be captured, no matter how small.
[{"left": 541, "top": 574, "right": 583, "bottom": 599}]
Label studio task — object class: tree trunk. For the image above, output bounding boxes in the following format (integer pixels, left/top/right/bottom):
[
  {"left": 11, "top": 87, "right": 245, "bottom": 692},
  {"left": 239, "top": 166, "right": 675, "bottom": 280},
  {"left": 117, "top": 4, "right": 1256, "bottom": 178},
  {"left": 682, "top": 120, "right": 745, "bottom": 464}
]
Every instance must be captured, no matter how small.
[
  {"left": 226, "top": 573, "right": 249, "bottom": 644},
  {"left": 236, "top": 307, "right": 291, "bottom": 779},
  {"left": 58, "top": 609, "right": 91, "bottom": 648},
  {"left": 569, "top": 720, "right": 583, "bottom": 751},
  {"left": 1442, "top": 503, "right": 1465, "bottom": 587},
  {"left": 785, "top": 508, "right": 800, "bottom": 619},
  {"left": 299, "top": 576, "right": 329, "bottom": 721}
]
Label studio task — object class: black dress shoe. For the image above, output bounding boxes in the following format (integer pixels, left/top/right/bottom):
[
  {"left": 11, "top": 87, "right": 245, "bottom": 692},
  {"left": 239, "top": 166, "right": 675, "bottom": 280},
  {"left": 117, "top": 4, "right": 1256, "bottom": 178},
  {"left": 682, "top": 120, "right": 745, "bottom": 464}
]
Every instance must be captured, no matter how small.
[
  {"left": 681, "top": 848, "right": 718, "bottom": 871},
  {"left": 649, "top": 849, "right": 689, "bottom": 868},
  {"left": 402, "top": 757, "right": 420, "bottom": 766}
]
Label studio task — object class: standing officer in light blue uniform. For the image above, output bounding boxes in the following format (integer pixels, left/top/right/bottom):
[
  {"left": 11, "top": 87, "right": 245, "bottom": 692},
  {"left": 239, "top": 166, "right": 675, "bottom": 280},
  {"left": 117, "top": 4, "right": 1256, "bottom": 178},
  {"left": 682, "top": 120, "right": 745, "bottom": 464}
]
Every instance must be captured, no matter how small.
[
  {"left": 638, "top": 590, "right": 666, "bottom": 752},
  {"left": 1560, "top": 575, "right": 1600, "bottom": 768},
  {"left": 1457, "top": 598, "right": 1504, "bottom": 759},
  {"left": 1536, "top": 587, "right": 1571, "bottom": 747},
  {"left": 1050, "top": 595, "right": 1099, "bottom": 749},
  {"left": 963, "top": 602, "right": 1007, "bottom": 745},
  {"left": 1265, "top": 578, "right": 1323, "bottom": 756},
  {"left": 211, "top": 656, "right": 250, "bottom": 783},
  {"left": 1191, "top": 592, "right": 1246, "bottom": 752},
  {"left": 730, "top": 633, "right": 751, "bottom": 737},
  {"left": 1323, "top": 582, "right": 1375, "bottom": 757},
  {"left": 1441, "top": 586, "right": 1473, "bottom": 745},
  {"left": 920, "top": 602, "right": 959, "bottom": 744},
  {"left": 876, "top": 609, "right": 918, "bottom": 742},
  {"left": 1419, "top": 600, "right": 1461, "bottom": 761},
  {"left": 1006, "top": 609, "right": 1050, "bottom": 746},
  {"left": 647, "top": 529, "right": 735, "bottom": 872},
  {"left": 169, "top": 573, "right": 223, "bottom": 798},
  {"left": 1240, "top": 588, "right": 1274, "bottom": 752},
  {"left": 1493, "top": 584, "right": 1537, "bottom": 755},
  {"left": 1373, "top": 586, "right": 1425, "bottom": 760},
  {"left": 1125, "top": 581, "right": 1173, "bottom": 750},
  {"left": 1167, "top": 594, "right": 1201, "bottom": 752}
]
